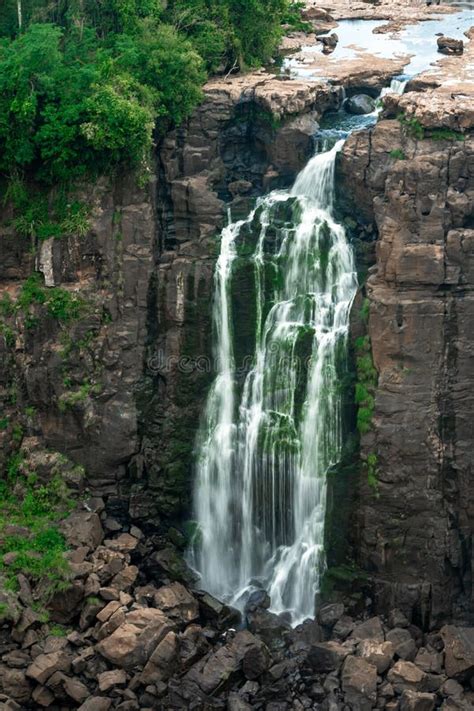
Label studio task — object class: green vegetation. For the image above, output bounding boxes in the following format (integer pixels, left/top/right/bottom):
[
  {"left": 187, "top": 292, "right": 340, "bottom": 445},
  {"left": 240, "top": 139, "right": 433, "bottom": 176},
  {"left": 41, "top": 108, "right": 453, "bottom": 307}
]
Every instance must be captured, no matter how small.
[
  {"left": 58, "top": 381, "right": 101, "bottom": 412},
  {"left": 0, "top": 1, "right": 302, "bottom": 201},
  {"left": 397, "top": 114, "right": 466, "bottom": 143},
  {"left": 429, "top": 128, "right": 465, "bottom": 142},
  {"left": 359, "top": 297, "right": 370, "bottom": 324},
  {"left": 389, "top": 148, "right": 406, "bottom": 160},
  {"left": 365, "top": 451, "right": 379, "bottom": 493},
  {"left": 397, "top": 112, "right": 424, "bottom": 140},
  {"left": 354, "top": 335, "right": 377, "bottom": 435},
  {"left": 0, "top": 274, "right": 86, "bottom": 340},
  {"left": 0, "top": 457, "right": 74, "bottom": 599}
]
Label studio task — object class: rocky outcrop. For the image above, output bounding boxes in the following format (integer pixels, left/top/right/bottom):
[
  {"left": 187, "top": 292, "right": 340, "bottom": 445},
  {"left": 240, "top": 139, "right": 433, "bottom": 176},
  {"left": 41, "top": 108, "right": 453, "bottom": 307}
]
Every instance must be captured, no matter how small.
[
  {"left": 339, "top": 58, "right": 474, "bottom": 627},
  {"left": 1, "top": 506, "right": 473, "bottom": 710}
]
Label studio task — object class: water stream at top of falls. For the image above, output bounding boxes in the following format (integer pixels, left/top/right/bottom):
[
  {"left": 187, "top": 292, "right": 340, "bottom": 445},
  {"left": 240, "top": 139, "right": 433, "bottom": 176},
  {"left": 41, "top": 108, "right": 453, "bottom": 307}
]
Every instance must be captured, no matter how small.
[{"left": 189, "top": 79, "right": 405, "bottom": 625}]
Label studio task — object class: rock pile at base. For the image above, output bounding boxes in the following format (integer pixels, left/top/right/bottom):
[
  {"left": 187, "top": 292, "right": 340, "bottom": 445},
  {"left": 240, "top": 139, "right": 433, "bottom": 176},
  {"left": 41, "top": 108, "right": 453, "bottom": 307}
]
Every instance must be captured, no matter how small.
[{"left": 0, "top": 506, "right": 473, "bottom": 710}]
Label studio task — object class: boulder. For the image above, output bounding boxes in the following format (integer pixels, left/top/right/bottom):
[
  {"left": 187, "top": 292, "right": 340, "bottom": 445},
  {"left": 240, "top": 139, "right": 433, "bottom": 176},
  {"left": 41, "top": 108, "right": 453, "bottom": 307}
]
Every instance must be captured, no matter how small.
[
  {"left": 388, "top": 661, "right": 429, "bottom": 694},
  {"left": 389, "top": 610, "right": 410, "bottom": 629},
  {"left": 440, "top": 626, "right": 474, "bottom": 681},
  {"left": 197, "top": 590, "right": 242, "bottom": 630},
  {"left": 400, "top": 690, "right": 436, "bottom": 711},
  {"left": 98, "top": 669, "right": 127, "bottom": 692},
  {"left": 59, "top": 511, "right": 104, "bottom": 550},
  {"left": 0, "top": 668, "right": 32, "bottom": 704},
  {"left": 184, "top": 630, "right": 265, "bottom": 694},
  {"left": 317, "top": 603, "right": 345, "bottom": 630},
  {"left": 387, "top": 628, "right": 417, "bottom": 661},
  {"left": 357, "top": 639, "right": 395, "bottom": 674},
  {"left": 242, "top": 636, "right": 271, "bottom": 680},
  {"left": 179, "top": 624, "right": 211, "bottom": 670},
  {"left": 437, "top": 36, "right": 463, "bottom": 55},
  {"left": 96, "top": 609, "right": 175, "bottom": 670},
  {"left": 244, "top": 589, "right": 271, "bottom": 614},
  {"left": 415, "top": 647, "right": 443, "bottom": 674},
  {"left": 246, "top": 609, "right": 290, "bottom": 652},
  {"left": 318, "top": 32, "right": 338, "bottom": 54},
  {"left": 32, "top": 685, "right": 55, "bottom": 707},
  {"left": 333, "top": 615, "right": 355, "bottom": 641},
  {"left": 26, "top": 652, "right": 71, "bottom": 685},
  {"left": 345, "top": 94, "right": 376, "bottom": 115},
  {"left": 140, "top": 631, "right": 179, "bottom": 684},
  {"left": 307, "top": 641, "right": 350, "bottom": 672},
  {"left": 62, "top": 676, "right": 90, "bottom": 704},
  {"left": 351, "top": 617, "right": 385, "bottom": 642},
  {"left": 153, "top": 582, "right": 199, "bottom": 625},
  {"left": 341, "top": 655, "right": 378, "bottom": 711}
]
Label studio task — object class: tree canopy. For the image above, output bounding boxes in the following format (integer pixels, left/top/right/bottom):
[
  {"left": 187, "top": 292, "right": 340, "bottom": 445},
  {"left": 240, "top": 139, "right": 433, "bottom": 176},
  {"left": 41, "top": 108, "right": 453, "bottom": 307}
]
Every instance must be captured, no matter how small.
[{"left": 0, "top": 0, "right": 302, "bottom": 187}]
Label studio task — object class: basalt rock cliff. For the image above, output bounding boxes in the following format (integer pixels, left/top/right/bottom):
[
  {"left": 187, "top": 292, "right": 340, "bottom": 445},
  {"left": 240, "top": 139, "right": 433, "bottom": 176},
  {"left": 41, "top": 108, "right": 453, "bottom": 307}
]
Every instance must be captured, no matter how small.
[{"left": 1, "top": 8, "right": 474, "bottom": 709}]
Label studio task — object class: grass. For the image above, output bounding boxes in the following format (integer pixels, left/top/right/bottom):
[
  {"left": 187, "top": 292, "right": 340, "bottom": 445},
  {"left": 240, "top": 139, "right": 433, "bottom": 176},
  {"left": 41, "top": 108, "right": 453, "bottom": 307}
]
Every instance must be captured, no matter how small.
[{"left": 0, "top": 457, "right": 74, "bottom": 600}]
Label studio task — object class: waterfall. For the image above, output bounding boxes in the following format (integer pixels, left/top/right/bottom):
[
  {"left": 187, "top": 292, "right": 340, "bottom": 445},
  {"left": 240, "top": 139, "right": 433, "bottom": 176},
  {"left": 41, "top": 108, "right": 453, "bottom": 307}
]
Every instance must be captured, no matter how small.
[{"left": 190, "top": 139, "right": 358, "bottom": 624}]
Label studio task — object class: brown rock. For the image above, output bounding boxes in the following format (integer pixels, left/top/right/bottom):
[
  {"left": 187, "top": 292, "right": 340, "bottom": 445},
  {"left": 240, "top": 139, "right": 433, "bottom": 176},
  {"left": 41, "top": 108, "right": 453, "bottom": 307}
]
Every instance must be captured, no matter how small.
[
  {"left": 26, "top": 652, "right": 71, "bottom": 685},
  {"left": 98, "top": 669, "right": 127, "bottom": 692},
  {"left": 179, "top": 624, "right": 211, "bottom": 670},
  {"left": 400, "top": 690, "right": 436, "bottom": 711},
  {"left": 351, "top": 617, "right": 385, "bottom": 642},
  {"left": 437, "top": 36, "right": 463, "bottom": 55},
  {"left": 388, "top": 661, "right": 429, "bottom": 694},
  {"left": 111, "top": 565, "right": 138, "bottom": 591},
  {"left": 32, "top": 685, "right": 55, "bottom": 707},
  {"left": 342, "top": 655, "right": 377, "bottom": 711},
  {"left": 440, "top": 626, "right": 474, "bottom": 681},
  {"left": 60, "top": 511, "right": 104, "bottom": 550},
  {"left": 96, "top": 609, "right": 175, "bottom": 669},
  {"left": 307, "top": 640, "right": 351, "bottom": 672},
  {"left": 358, "top": 639, "right": 395, "bottom": 674},
  {"left": 0, "top": 668, "right": 32, "bottom": 704},
  {"left": 184, "top": 630, "right": 266, "bottom": 694},
  {"left": 62, "top": 676, "right": 90, "bottom": 703},
  {"left": 47, "top": 581, "right": 84, "bottom": 624},
  {"left": 140, "top": 631, "right": 178, "bottom": 684},
  {"left": 104, "top": 533, "right": 138, "bottom": 553},
  {"left": 77, "top": 697, "right": 112, "bottom": 711},
  {"left": 97, "top": 600, "right": 122, "bottom": 623},
  {"left": 387, "top": 629, "right": 417, "bottom": 662},
  {"left": 153, "top": 582, "right": 199, "bottom": 625}
]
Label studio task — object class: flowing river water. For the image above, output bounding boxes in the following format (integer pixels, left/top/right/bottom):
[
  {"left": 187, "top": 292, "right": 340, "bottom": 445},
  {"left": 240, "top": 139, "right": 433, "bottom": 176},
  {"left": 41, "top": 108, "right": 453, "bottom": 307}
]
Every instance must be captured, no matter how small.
[{"left": 189, "top": 3, "right": 472, "bottom": 624}]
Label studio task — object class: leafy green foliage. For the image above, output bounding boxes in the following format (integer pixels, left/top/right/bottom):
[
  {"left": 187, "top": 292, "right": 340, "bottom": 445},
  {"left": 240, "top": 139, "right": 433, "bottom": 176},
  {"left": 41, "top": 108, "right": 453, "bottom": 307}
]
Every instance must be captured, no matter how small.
[
  {"left": 0, "top": 0, "right": 300, "bottom": 194},
  {"left": 389, "top": 148, "right": 406, "bottom": 160}
]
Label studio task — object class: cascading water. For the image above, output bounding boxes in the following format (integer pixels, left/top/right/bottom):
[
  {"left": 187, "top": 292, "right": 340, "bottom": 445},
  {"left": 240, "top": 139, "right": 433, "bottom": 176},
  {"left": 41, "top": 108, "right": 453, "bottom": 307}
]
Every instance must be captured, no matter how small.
[{"left": 190, "top": 138, "right": 358, "bottom": 623}]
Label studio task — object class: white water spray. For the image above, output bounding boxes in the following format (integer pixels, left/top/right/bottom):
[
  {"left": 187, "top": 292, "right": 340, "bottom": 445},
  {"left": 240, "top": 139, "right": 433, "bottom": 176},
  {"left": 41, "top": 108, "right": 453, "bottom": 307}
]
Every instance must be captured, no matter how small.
[{"left": 190, "top": 139, "right": 358, "bottom": 623}]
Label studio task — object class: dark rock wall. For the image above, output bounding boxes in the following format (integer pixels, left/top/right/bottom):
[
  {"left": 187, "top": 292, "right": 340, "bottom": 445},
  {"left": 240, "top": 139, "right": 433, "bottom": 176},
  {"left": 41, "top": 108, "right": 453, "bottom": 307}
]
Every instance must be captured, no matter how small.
[
  {"left": 0, "top": 176, "right": 155, "bottom": 495},
  {"left": 340, "top": 119, "right": 474, "bottom": 628},
  {"left": 0, "top": 80, "right": 332, "bottom": 532}
]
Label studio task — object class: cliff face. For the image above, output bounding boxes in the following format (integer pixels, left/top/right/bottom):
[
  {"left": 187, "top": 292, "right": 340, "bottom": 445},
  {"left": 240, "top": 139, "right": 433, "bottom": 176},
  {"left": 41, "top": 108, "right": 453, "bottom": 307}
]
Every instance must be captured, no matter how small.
[
  {"left": 0, "top": 75, "right": 341, "bottom": 530},
  {"left": 0, "top": 176, "right": 156, "bottom": 500},
  {"left": 340, "top": 93, "right": 474, "bottom": 627},
  {"left": 1, "top": 25, "right": 474, "bottom": 627}
]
